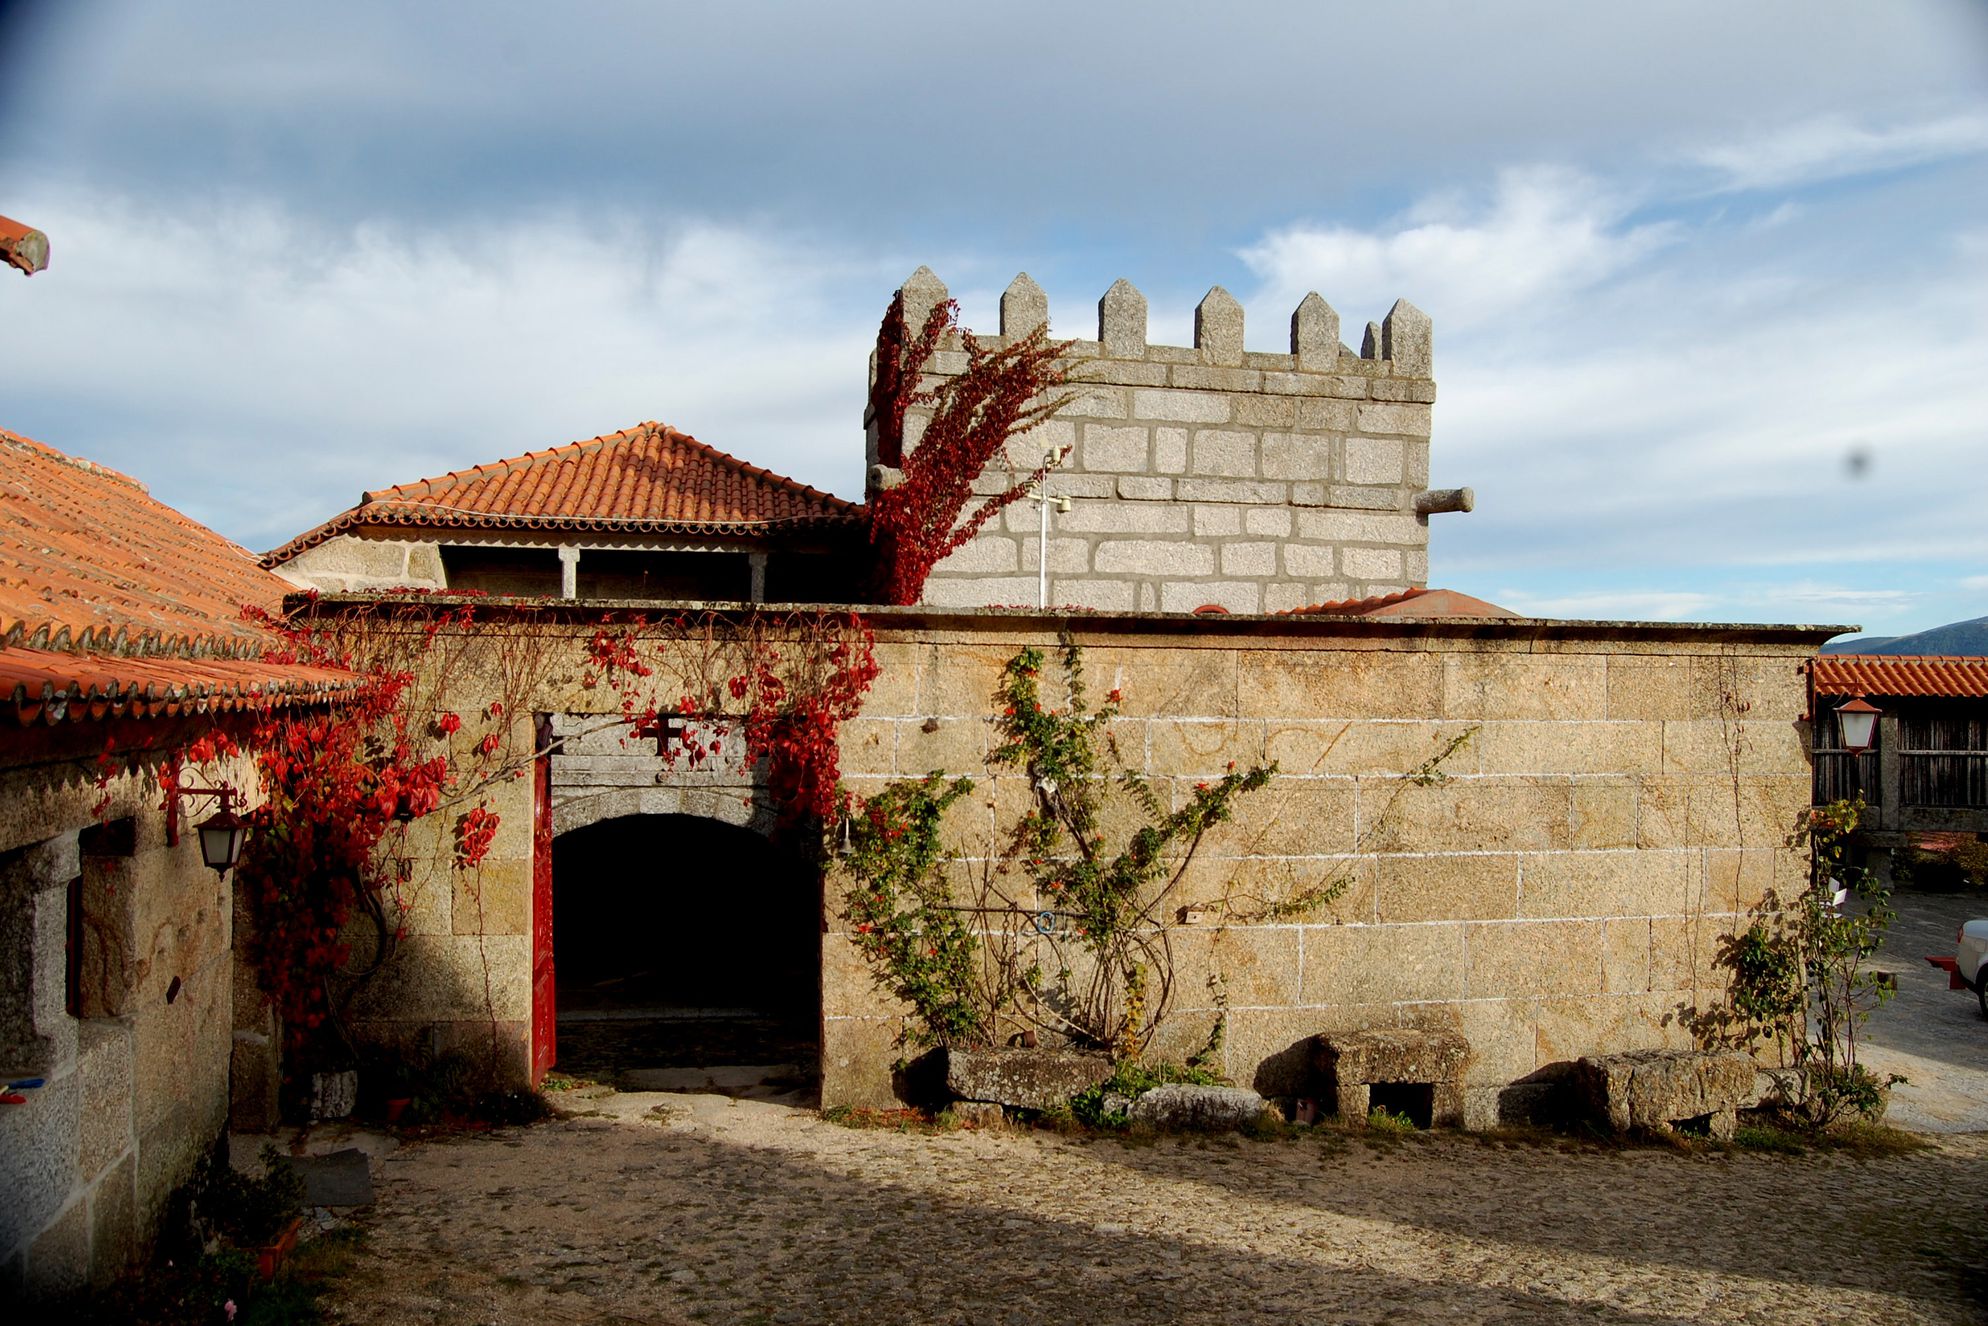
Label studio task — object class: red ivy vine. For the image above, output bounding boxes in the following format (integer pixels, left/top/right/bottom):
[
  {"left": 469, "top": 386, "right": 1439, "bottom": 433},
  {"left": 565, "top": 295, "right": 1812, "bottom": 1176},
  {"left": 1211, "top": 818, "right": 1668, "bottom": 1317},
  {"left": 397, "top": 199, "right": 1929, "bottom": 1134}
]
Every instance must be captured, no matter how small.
[
  {"left": 144, "top": 599, "right": 877, "bottom": 1065},
  {"left": 867, "top": 292, "right": 1072, "bottom": 605}
]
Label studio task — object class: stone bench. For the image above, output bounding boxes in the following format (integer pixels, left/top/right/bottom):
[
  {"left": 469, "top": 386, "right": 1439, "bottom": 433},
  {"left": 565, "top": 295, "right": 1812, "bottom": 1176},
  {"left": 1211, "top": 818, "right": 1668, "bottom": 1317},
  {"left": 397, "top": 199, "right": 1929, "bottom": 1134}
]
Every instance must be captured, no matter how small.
[
  {"left": 1574, "top": 1049, "right": 1756, "bottom": 1140},
  {"left": 1313, "top": 1029, "right": 1470, "bottom": 1128}
]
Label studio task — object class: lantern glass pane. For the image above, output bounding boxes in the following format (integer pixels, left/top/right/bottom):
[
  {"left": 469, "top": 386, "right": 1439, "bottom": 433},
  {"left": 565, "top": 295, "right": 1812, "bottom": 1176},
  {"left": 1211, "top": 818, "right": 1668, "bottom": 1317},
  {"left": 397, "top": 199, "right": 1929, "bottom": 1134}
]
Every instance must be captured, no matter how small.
[
  {"left": 1838, "top": 707, "right": 1878, "bottom": 752},
  {"left": 198, "top": 821, "right": 245, "bottom": 871}
]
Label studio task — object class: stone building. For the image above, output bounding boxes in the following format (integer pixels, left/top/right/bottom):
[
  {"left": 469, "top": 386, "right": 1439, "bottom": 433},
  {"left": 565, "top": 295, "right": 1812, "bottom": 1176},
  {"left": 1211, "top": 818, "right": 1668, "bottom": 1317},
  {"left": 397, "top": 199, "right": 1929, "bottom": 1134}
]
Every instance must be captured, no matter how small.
[
  {"left": 1809, "top": 653, "right": 1988, "bottom": 875},
  {"left": 310, "top": 600, "right": 1829, "bottom": 1122},
  {"left": 253, "top": 269, "right": 1834, "bottom": 1120},
  {"left": 267, "top": 422, "right": 864, "bottom": 602},
  {"left": 0, "top": 428, "right": 348, "bottom": 1298}
]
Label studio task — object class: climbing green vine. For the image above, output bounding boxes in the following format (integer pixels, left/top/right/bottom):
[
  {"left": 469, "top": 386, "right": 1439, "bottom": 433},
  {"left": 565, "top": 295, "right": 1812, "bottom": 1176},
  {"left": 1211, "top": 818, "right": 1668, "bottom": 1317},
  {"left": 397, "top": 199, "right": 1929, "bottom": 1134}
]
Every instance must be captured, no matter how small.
[{"left": 836, "top": 639, "right": 1285, "bottom": 1055}]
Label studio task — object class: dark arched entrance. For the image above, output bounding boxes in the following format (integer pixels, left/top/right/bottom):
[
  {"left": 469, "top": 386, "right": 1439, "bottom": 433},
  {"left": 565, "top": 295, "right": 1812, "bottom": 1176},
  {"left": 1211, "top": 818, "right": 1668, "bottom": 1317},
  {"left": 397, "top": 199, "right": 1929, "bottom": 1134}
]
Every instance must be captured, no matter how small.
[{"left": 550, "top": 813, "right": 818, "bottom": 1097}]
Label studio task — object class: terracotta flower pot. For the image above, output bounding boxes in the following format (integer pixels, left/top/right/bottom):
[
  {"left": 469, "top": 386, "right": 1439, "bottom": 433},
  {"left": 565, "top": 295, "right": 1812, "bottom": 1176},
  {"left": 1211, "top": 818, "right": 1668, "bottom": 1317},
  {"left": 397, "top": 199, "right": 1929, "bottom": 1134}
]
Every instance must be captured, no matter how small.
[{"left": 256, "top": 1215, "right": 304, "bottom": 1281}]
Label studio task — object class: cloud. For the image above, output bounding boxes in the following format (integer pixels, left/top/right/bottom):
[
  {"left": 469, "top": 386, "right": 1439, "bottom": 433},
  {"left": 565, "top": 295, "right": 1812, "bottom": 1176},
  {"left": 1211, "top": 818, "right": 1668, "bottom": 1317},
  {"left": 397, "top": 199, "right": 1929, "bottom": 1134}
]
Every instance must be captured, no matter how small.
[
  {"left": 1237, "top": 168, "right": 1677, "bottom": 335},
  {"left": 1959, "top": 575, "right": 1988, "bottom": 593},
  {"left": 0, "top": 189, "right": 899, "bottom": 548},
  {"left": 1767, "top": 584, "right": 1925, "bottom": 611},
  {"left": 1490, "top": 589, "right": 1716, "bottom": 622},
  {"left": 1232, "top": 130, "right": 1988, "bottom": 639},
  {"left": 1689, "top": 113, "right": 1988, "bottom": 193}
]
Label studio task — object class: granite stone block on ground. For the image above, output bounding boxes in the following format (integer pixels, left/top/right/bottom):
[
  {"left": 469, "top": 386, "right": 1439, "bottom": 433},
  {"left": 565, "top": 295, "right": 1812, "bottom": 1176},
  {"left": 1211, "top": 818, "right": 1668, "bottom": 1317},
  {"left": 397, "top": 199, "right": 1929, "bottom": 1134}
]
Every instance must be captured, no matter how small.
[
  {"left": 1574, "top": 1049, "right": 1757, "bottom": 1140},
  {"left": 942, "top": 1048, "right": 1112, "bottom": 1113},
  {"left": 1126, "top": 1084, "right": 1269, "bottom": 1132}
]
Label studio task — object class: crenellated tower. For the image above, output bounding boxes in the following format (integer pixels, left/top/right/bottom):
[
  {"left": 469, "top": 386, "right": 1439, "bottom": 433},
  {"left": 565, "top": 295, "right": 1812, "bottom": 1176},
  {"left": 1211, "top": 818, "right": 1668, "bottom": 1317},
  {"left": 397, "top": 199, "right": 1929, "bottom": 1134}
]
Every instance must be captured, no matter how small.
[{"left": 865, "top": 268, "right": 1471, "bottom": 613}]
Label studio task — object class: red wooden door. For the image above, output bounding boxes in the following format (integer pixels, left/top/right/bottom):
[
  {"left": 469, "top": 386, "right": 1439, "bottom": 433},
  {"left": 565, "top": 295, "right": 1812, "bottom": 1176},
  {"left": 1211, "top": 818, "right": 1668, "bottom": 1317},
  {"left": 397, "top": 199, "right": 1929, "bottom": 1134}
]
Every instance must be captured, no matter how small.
[{"left": 529, "top": 715, "right": 556, "bottom": 1081}]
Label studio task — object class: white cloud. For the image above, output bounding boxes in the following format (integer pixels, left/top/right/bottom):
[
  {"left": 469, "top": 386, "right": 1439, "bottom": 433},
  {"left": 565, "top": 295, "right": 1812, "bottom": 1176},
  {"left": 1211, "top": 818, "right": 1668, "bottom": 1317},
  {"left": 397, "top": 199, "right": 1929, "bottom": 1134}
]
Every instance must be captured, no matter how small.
[
  {"left": 0, "top": 191, "right": 899, "bottom": 548},
  {"left": 1959, "top": 575, "right": 1988, "bottom": 593},
  {"left": 1491, "top": 589, "right": 1716, "bottom": 622},
  {"left": 1237, "top": 167, "right": 1677, "bottom": 334},
  {"left": 1689, "top": 113, "right": 1988, "bottom": 193},
  {"left": 1767, "top": 584, "right": 1924, "bottom": 610}
]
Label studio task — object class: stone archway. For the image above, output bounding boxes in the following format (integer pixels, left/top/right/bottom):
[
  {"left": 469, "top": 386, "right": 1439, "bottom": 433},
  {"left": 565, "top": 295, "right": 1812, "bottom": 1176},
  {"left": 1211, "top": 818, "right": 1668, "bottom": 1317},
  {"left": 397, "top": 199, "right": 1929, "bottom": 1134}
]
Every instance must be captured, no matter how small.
[
  {"left": 542, "top": 715, "right": 818, "bottom": 1096},
  {"left": 552, "top": 814, "right": 816, "bottom": 1018}
]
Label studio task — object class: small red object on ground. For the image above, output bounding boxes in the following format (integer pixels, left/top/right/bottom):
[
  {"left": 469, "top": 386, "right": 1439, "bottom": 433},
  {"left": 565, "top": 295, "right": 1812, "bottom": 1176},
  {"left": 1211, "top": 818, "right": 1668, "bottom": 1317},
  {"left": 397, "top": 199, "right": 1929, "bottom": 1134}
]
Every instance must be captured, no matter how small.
[{"left": 1926, "top": 955, "right": 1965, "bottom": 990}]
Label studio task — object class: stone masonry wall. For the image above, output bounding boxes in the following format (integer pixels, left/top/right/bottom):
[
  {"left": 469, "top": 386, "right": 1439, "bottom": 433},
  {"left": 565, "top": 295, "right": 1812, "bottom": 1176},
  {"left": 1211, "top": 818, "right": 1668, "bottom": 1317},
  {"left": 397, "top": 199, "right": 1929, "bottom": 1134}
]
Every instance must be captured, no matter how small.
[
  {"left": 867, "top": 269, "right": 1442, "bottom": 613},
  {"left": 341, "top": 605, "right": 1826, "bottom": 1130},
  {"left": 272, "top": 535, "right": 448, "bottom": 594},
  {"left": 821, "top": 613, "right": 1824, "bottom": 1124},
  {"left": 1, "top": 747, "right": 248, "bottom": 1300}
]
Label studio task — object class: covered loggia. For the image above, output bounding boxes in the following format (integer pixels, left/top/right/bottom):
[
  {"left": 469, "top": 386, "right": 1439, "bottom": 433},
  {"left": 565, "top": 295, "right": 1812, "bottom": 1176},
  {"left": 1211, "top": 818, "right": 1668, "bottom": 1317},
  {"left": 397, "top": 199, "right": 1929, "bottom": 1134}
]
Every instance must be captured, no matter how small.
[{"left": 548, "top": 812, "right": 820, "bottom": 1096}]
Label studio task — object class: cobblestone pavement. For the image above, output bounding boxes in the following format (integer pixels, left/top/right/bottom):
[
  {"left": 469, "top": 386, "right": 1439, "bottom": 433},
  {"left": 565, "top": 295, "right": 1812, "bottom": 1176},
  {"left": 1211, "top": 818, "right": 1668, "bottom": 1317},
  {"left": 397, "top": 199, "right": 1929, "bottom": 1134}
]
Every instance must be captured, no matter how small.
[
  {"left": 1862, "top": 888, "right": 1988, "bottom": 1132},
  {"left": 321, "top": 1092, "right": 1988, "bottom": 1326}
]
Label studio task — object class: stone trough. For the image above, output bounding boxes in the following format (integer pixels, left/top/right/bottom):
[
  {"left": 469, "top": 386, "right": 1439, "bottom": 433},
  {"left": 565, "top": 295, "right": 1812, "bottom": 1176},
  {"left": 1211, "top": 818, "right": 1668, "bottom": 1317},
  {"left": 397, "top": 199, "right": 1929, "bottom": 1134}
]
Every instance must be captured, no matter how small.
[
  {"left": 1574, "top": 1049, "right": 1758, "bottom": 1140},
  {"left": 1314, "top": 1028, "right": 1471, "bottom": 1128}
]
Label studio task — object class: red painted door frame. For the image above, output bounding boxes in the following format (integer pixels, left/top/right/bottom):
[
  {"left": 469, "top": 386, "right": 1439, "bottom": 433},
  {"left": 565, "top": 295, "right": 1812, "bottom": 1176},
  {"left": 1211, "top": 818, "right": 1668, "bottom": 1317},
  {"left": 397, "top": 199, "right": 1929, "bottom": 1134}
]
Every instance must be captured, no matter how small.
[{"left": 529, "top": 714, "right": 556, "bottom": 1081}]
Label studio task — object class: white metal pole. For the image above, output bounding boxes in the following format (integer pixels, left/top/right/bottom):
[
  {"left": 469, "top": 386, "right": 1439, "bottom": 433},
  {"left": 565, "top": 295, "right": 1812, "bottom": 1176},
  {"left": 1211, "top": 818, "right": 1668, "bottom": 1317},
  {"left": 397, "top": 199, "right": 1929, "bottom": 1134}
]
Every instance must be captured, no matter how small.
[{"left": 1038, "top": 484, "right": 1050, "bottom": 608}]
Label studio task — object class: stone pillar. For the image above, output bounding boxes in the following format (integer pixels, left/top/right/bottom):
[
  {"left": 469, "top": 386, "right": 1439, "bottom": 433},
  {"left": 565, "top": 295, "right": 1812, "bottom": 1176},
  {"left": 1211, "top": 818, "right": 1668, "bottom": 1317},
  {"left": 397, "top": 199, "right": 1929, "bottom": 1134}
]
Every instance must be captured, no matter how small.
[
  {"left": 557, "top": 545, "right": 580, "bottom": 600},
  {"left": 749, "top": 552, "right": 768, "bottom": 604},
  {"left": 0, "top": 832, "right": 81, "bottom": 1074},
  {"left": 0, "top": 831, "right": 84, "bottom": 1294},
  {"left": 1876, "top": 711, "right": 1903, "bottom": 834}
]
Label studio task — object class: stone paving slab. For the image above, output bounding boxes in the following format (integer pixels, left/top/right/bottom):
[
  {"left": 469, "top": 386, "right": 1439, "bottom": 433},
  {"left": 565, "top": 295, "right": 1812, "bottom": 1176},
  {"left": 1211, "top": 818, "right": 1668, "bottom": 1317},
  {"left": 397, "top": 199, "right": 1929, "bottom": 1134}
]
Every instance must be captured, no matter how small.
[
  {"left": 290, "top": 1148, "right": 374, "bottom": 1207},
  {"left": 320, "top": 1095, "right": 1988, "bottom": 1325}
]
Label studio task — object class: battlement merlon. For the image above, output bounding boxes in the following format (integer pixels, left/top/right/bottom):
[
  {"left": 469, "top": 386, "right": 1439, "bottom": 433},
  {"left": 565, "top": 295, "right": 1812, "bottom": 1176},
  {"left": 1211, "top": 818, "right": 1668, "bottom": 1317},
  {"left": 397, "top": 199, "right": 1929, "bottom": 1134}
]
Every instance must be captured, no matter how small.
[{"left": 870, "top": 267, "right": 1434, "bottom": 400}]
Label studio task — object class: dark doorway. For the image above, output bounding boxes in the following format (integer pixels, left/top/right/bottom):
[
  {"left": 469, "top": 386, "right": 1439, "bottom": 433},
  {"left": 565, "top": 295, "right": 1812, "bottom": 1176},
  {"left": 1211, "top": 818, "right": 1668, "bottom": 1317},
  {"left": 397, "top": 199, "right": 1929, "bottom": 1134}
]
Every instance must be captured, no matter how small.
[{"left": 551, "top": 814, "right": 818, "bottom": 1099}]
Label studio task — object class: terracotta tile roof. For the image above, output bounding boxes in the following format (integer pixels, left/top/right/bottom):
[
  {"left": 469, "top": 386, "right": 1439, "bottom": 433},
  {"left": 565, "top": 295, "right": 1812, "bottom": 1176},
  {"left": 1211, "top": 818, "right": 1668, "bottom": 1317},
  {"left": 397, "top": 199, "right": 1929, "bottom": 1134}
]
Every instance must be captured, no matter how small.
[
  {"left": 0, "top": 214, "right": 48, "bottom": 276},
  {"left": 1277, "top": 587, "right": 1520, "bottom": 618},
  {"left": 1811, "top": 654, "right": 1988, "bottom": 700},
  {"left": 0, "top": 428, "right": 351, "bottom": 727},
  {"left": 0, "top": 648, "right": 351, "bottom": 727},
  {"left": 265, "top": 422, "right": 863, "bottom": 565}
]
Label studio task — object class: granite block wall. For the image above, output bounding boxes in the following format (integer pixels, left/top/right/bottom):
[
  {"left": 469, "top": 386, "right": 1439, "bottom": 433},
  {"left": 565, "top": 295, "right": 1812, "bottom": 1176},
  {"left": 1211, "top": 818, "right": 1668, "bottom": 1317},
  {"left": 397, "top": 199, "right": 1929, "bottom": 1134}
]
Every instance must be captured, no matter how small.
[
  {"left": 867, "top": 269, "right": 1449, "bottom": 613},
  {"left": 818, "top": 614, "right": 1825, "bottom": 1125},
  {"left": 337, "top": 605, "right": 1827, "bottom": 1130},
  {"left": 1, "top": 749, "right": 247, "bottom": 1299}
]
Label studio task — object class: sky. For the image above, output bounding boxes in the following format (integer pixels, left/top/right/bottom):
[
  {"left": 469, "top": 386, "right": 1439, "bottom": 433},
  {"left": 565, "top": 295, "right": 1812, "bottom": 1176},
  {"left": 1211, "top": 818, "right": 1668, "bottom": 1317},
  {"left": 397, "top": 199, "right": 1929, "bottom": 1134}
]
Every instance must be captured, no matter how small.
[{"left": 1, "top": 1, "right": 1984, "bottom": 640}]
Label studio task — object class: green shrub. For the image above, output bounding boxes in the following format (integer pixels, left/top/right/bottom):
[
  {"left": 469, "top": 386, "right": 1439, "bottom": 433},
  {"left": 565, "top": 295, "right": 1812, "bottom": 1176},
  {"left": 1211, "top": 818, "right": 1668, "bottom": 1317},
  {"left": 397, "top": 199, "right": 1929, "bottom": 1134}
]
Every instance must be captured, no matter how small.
[{"left": 1365, "top": 1105, "right": 1418, "bottom": 1134}]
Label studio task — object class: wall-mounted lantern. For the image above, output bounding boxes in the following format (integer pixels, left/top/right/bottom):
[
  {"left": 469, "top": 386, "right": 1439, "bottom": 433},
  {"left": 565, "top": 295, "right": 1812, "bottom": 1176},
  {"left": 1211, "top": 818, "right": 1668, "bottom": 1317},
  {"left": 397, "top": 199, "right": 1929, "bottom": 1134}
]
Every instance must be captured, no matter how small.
[
  {"left": 167, "top": 782, "right": 249, "bottom": 877},
  {"left": 1835, "top": 697, "right": 1882, "bottom": 755}
]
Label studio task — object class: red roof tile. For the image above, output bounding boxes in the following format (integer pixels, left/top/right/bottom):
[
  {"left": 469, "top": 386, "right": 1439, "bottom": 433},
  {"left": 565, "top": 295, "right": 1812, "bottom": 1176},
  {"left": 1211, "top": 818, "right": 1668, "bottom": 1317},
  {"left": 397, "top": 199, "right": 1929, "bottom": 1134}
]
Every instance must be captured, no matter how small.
[
  {"left": 1, "top": 648, "right": 350, "bottom": 727},
  {"left": 0, "top": 428, "right": 351, "bottom": 726},
  {"left": 1277, "top": 587, "right": 1520, "bottom": 618},
  {"left": 1811, "top": 655, "right": 1988, "bottom": 700},
  {"left": 265, "top": 422, "right": 862, "bottom": 565},
  {"left": 0, "top": 214, "right": 48, "bottom": 276}
]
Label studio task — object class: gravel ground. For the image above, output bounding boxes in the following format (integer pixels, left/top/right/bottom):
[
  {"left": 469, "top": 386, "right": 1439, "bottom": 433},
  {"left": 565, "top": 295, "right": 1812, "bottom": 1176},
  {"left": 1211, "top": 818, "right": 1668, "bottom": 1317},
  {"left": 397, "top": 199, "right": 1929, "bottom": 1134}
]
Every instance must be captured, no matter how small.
[{"left": 319, "top": 1091, "right": 1988, "bottom": 1326}]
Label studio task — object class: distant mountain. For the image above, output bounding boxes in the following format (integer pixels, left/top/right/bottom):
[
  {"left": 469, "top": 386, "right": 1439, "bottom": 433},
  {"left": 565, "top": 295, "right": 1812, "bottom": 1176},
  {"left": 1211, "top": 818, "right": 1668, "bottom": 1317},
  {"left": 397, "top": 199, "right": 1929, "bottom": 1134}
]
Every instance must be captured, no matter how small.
[{"left": 1822, "top": 615, "right": 1988, "bottom": 656}]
